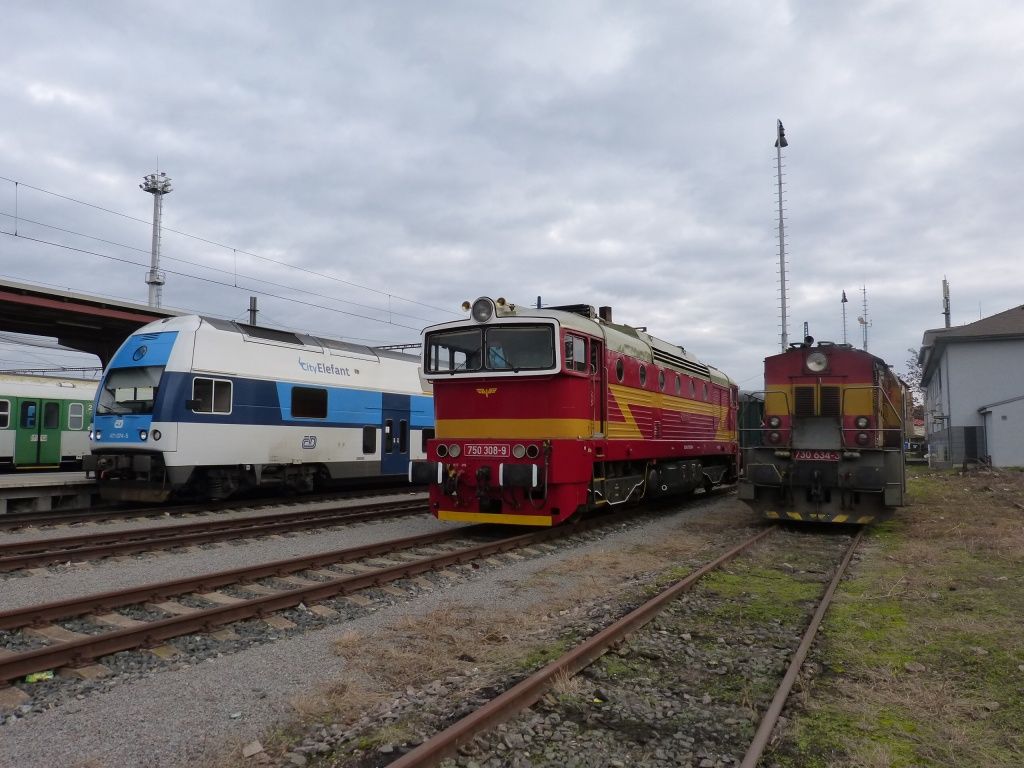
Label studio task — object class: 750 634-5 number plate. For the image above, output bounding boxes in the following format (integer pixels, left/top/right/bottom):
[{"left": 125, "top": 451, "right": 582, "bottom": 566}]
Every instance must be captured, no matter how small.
[
  {"left": 793, "top": 449, "right": 840, "bottom": 461},
  {"left": 465, "top": 444, "right": 509, "bottom": 457}
]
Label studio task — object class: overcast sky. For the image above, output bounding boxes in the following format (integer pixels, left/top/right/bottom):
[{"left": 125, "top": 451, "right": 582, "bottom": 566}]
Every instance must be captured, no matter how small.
[{"left": 2, "top": 1, "right": 1022, "bottom": 388}]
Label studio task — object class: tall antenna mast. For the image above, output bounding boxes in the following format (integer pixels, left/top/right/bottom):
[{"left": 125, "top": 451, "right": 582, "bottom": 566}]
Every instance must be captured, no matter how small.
[
  {"left": 856, "top": 284, "right": 871, "bottom": 351},
  {"left": 841, "top": 290, "right": 849, "bottom": 344},
  {"left": 775, "top": 119, "right": 789, "bottom": 351},
  {"left": 140, "top": 170, "right": 173, "bottom": 307},
  {"left": 942, "top": 277, "right": 951, "bottom": 328}
]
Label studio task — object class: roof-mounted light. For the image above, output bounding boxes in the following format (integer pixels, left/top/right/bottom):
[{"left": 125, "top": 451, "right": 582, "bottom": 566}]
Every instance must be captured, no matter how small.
[
  {"left": 806, "top": 351, "right": 828, "bottom": 372},
  {"left": 471, "top": 297, "right": 495, "bottom": 323}
]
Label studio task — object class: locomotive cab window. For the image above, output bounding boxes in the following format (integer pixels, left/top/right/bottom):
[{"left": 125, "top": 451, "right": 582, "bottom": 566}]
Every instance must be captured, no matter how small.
[
  {"left": 291, "top": 387, "right": 327, "bottom": 418},
  {"left": 424, "top": 325, "right": 555, "bottom": 374},
  {"left": 99, "top": 366, "right": 162, "bottom": 415},
  {"left": 192, "top": 378, "right": 232, "bottom": 414},
  {"left": 0, "top": 400, "right": 9, "bottom": 429},
  {"left": 68, "top": 402, "right": 85, "bottom": 430},
  {"left": 564, "top": 334, "right": 588, "bottom": 373}
]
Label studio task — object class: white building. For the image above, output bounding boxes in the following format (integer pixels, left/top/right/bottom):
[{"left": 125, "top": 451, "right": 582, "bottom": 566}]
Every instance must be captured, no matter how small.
[{"left": 918, "top": 305, "right": 1024, "bottom": 468}]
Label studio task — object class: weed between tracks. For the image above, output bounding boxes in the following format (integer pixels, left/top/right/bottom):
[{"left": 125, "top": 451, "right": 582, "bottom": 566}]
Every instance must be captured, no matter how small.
[{"left": 772, "top": 467, "right": 1024, "bottom": 768}]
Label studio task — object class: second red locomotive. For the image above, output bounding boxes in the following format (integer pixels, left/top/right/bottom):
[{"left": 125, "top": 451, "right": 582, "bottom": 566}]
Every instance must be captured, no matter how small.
[
  {"left": 410, "top": 297, "right": 739, "bottom": 525},
  {"left": 738, "top": 338, "right": 907, "bottom": 523}
]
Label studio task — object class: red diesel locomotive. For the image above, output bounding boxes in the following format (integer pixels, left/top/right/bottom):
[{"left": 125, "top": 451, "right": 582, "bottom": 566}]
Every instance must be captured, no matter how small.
[
  {"left": 738, "top": 338, "right": 907, "bottom": 523},
  {"left": 409, "top": 297, "right": 739, "bottom": 525}
]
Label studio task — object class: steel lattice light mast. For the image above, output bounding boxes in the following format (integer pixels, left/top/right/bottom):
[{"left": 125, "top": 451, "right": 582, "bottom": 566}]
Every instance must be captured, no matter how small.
[
  {"left": 775, "top": 120, "right": 789, "bottom": 352},
  {"left": 140, "top": 171, "right": 173, "bottom": 307}
]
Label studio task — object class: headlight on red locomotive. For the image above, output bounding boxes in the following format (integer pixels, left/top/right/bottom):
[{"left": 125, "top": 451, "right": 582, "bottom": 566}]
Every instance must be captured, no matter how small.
[
  {"left": 767, "top": 416, "right": 782, "bottom": 428},
  {"left": 854, "top": 416, "right": 870, "bottom": 429},
  {"left": 856, "top": 432, "right": 870, "bottom": 445}
]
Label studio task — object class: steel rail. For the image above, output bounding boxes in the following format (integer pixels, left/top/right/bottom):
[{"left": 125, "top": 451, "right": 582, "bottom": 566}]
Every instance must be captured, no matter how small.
[
  {"left": 0, "top": 527, "right": 474, "bottom": 630},
  {"left": 0, "top": 516, "right": 609, "bottom": 683},
  {"left": 739, "top": 527, "right": 864, "bottom": 768},
  {"left": 386, "top": 526, "right": 777, "bottom": 768},
  {"left": 0, "top": 500, "right": 428, "bottom": 571}
]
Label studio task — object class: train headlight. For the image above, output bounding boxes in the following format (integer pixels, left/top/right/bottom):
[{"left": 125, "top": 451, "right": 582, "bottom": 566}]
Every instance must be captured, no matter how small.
[
  {"left": 94, "top": 432, "right": 102, "bottom": 441},
  {"left": 436, "top": 444, "right": 449, "bottom": 458},
  {"left": 512, "top": 444, "right": 526, "bottom": 459},
  {"left": 139, "top": 430, "right": 148, "bottom": 441},
  {"left": 470, "top": 297, "right": 495, "bottom": 323},
  {"left": 854, "top": 416, "right": 870, "bottom": 429},
  {"left": 767, "top": 416, "right": 782, "bottom": 428},
  {"left": 152, "top": 429, "right": 162, "bottom": 441},
  {"left": 525, "top": 444, "right": 540, "bottom": 459},
  {"left": 448, "top": 443, "right": 462, "bottom": 458},
  {"left": 768, "top": 431, "right": 781, "bottom": 444},
  {"left": 856, "top": 431, "right": 870, "bottom": 445},
  {"left": 805, "top": 351, "right": 828, "bottom": 372}
]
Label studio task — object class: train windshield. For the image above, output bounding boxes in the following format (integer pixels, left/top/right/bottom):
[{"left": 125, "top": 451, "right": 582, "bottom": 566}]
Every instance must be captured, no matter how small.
[
  {"left": 425, "top": 324, "right": 555, "bottom": 374},
  {"left": 97, "top": 366, "right": 163, "bottom": 415}
]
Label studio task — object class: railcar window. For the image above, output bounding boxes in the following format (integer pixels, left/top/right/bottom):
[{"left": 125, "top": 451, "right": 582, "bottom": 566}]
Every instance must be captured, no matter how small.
[
  {"left": 703, "top": 383, "right": 709, "bottom": 401},
  {"left": 362, "top": 425, "right": 377, "bottom": 454},
  {"left": 615, "top": 358, "right": 624, "bottom": 382},
  {"left": 639, "top": 365, "right": 647, "bottom": 387},
  {"left": 384, "top": 419, "right": 394, "bottom": 453},
  {"left": 43, "top": 402, "right": 60, "bottom": 430},
  {"left": 0, "top": 400, "right": 9, "bottom": 429},
  {"left": 564, "top": 334, "right": 587, "bottom": 372},
  {"left": 689, "top": 379, "right": 696, "bottom": 397},
  {"left": 99, "top": 366, "right": 163, "bottom": 415},
  {"left": 675, "top": 375, "right": 681, "bottom": 395},
  {"left": 20, "top": 401, "right": 36, "bottom": 429},
  {"left": 292, "top": 387, "right": 327, "bottom": 418},
  {"left": 399, "top": 420, "right": 408, "bottom": 453},
  {"left": 424, "top": 328, "right": 483, "bottom": 373},
  {"left": 659, "top": 370, "right": 665, "bottom": 391},
  {"left": 192, "top": 378, "right": 232, "bottom": 415},
  {"left": 421, "top": 428, "right": 435, "bottom": 452},
  {"left": 68, "top": 402, "right": 85, "bottom": 430}
]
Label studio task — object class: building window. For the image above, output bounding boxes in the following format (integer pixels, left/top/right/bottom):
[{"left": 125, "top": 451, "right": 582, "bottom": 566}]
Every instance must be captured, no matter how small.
[
  {"left": 69, "top": 402, "right": 85, "bottom": 430},
  {"left": 192, "top": 378, "right": 232, "bottom": 414},
  {"left": 291, "top": 387, "right": 327, "bottom": 418}
]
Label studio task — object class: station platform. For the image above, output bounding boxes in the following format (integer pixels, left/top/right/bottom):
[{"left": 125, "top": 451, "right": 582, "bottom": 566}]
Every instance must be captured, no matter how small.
[{"left": 0, "top": 472, "right": 98, "bottom": 514}]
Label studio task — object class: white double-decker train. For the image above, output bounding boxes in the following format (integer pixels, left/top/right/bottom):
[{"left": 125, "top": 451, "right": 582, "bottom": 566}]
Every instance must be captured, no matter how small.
[{"left": 86, "top": 315, "right": 434, "bottom": 502}]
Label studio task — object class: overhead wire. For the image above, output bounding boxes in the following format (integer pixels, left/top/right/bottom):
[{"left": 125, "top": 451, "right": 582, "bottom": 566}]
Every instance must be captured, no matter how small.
[{"left": 0, "top": 175, "right": 459, "bottom": 316}]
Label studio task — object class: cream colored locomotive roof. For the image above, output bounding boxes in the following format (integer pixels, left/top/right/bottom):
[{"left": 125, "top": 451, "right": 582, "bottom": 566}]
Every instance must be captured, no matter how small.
[{"left": 496, "top": 301, "right": 734, "bottom": 387}]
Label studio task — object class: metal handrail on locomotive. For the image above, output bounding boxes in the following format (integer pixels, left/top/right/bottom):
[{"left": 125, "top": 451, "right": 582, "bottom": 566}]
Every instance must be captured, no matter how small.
[
  {"left": 85, "top": 315, "right": 434, "bottom": 502},
  {"left": 737, "top": 337, "right": 908, "bottom": 524},
  {"left": 409, "top": 296, "right": 739, "bottom": 526}
]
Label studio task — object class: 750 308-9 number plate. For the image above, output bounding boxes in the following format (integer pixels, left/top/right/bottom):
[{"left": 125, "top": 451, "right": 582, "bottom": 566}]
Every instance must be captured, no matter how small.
[
  {"left": 793, "top": 450, "right": 840, "bottom": 461},
  {"left": 465, "top": 444, "right": 509, "bottom": 457}
]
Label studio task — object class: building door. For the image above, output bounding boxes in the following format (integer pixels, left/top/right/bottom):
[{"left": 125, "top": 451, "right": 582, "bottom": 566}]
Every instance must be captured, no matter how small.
[
  {"left": 15, "top": 399, "right": 62, "bottom": 467},
  {"left": 380, "top": 393, "right": 411, "bottom": 476}
]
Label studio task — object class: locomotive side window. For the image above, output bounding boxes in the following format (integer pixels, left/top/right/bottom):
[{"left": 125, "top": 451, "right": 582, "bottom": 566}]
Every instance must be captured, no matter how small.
[
  {"left": 565, "top": 334, "right": 587, "bottom": 372},
  {"left": 703, "top": 382, "right": 709, "bottom": 401},
  {"left": 43, "top": 402, "right": 60, "bottom": 429},
  {"left": 192, "top": 378, "right": 232, "bottom": 415},
  {"left": 292, "top": 387, "right": 328, "bottom": 418},
  {"left": 658, "top": 370, "right": 665, "bottom": 391},
  {"left": 639, "top": 365, "right": 647, "bottom": 387},
  {"left": 0, "top": 400, "right": 9, "bottom": 429},
  {"left": 615, "top": 358, "right": 624, "bottom": 382},
  {"left": 675, "top": 375, "right": 681, "bottom": 395},
  {"left": 689, "top": 379, "right": 696, "bottom": 397},
  {"left": 68, "top": 402, "right": 85, "bottom": 430},
  {"left": 362, "top": 425, "right": 377, "bottom": 454}
]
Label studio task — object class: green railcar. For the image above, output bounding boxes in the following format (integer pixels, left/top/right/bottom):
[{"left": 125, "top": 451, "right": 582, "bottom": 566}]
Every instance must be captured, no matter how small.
[{"left": 0, "top": 375, "right": 97, "bottom": 469}]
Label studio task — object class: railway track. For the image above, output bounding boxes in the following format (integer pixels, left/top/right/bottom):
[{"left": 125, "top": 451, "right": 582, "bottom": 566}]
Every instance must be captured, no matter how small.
[
  {"left": 0, "top": 514, "right": 620, "bottom": 685},
  {"left": 377, "top": 525, "right": 864, "bottom": 767},
  {"left": 0, "top": 485, "right": 422, "bottom": 531},
  {"left": 0, "top": 498, "right": 429, "bottom": 572}
]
